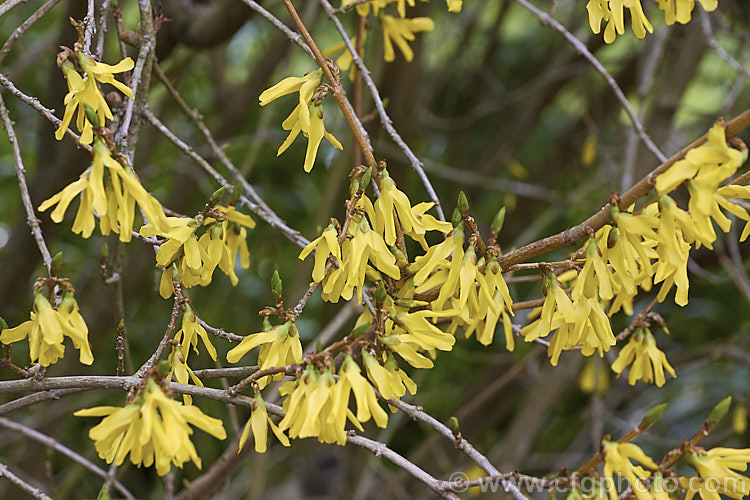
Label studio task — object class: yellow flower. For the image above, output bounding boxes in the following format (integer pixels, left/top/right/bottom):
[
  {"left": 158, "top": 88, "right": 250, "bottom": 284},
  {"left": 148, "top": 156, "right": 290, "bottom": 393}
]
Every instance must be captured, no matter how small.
[
  {"left": 522, "top": 273, "right": 580, "bottom": 342},
  {"left": 175, "top": 306, "right": 217, "bottom": 362},
  {"left": 260, "top": 70, "right": 343, "bottom": 173},
  {"left": 587, "top": 0, "right": 653, "bottom": 43},
  {"left": 602, "top": 440, "right": 658, "bottom": 500},
  {"left": 651, "top": 197, "right": 691, "bottom": 306},
  {"left": 446, "top": 0, "right": 462, "bottom": 13},
  {"left": 167, "top": 345, "right": 204, "bottom": 405},
  {"left": 373, "top": 169, "right": 431, "bottom": 246},
  {"left": 55, "top": 54, "right": 134, "bottom": 144},
  {"left": 683, "top": 448, "right": 750, "bottom": 499},
  {"left": 39, "top": 138, "right": 169, "bottom": 242},
  {"left": 77, "top": 53, "right": 134, "bottom": 99},
  {"left": 336, "top": 355, "right": 388, "bottom": 428},
  {"left": 656, "top": 0, "right": 717, "bottom": 25},
  {"left": 75, "top": 379, "right": 226, "bottom": 476},
  {"left": 340, "top": 0, "right": 389, "bottom": 16},
  {"left": 342, "top": 216, "right": 401, "bottom": 302},
  {"left": 362, "top": 349, "right": 416, "bottom": 400},
  {"left": 578, "top": 360, "right": 609, "bottom": 394},
  {"left": 611, "top": 328, "right": 676, "bottom": 387},
  {"left": 381, "top": 335, "right": 434, "bottom": 369},
  {"left": 226, "top": 321, "right": 302, "bottom": 386},
  {"left": 238, "top": 393, "right": 290, "bottom": 453},
  {"left": 299, "top": 223, "right": 341, "bottom": 282},
  {"left": 0, "top": 292, "right": 93, "bottom": 367},
  {"left": 279, "top": 366, "right": 359, "bottom": 445},
  {"left": 573, "top": 237, "right": 614, "bottom": 301},
  {"left": 380, "top": 15, "right": 435, "bottom": 62},
  {"left": 411, "top": 225, "right": 464, "bottom": 287},
  {"left": 388, "top": 309, "right": 457, "bottom": 351}
]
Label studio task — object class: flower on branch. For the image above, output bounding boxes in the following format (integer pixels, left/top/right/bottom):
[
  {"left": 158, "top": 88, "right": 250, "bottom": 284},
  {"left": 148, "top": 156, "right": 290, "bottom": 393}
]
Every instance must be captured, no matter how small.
[
  {"left": 1, "top": 291, "right": 93, "bottom": 367},
  {"left": 55, "top": 53, "right": 134, "bottom": 144},
  {"left": 380, "top": 15, "right": 435, "bottom": 62},
  {"left": 39, "top": 138, "right": 170, "bottom": 242},
  {"left": 260, "top": 70, "right": 343, "bottom": 173},
  {"left": 74, "top": 378, "right": 226, "bottom": 476}
]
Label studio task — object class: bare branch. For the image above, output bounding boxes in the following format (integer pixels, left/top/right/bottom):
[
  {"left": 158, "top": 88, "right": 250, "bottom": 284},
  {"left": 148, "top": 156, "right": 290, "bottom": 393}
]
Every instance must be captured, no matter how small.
[
  {"left": 0, "top": 461, "right": 52, "bottom": 500},
  {"left": 0, "top": 93, "right": 52, "bottom": 272},
  {"left": 0, "top": 417, "right": 134, "bottom": 498}
]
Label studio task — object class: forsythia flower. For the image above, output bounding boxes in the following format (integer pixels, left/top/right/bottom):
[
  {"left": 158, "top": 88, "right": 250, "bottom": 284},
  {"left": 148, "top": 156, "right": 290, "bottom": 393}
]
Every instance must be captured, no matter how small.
[
  {"left": 611, "top": 328, "right": 676, "bottom": 387},
  {"left": 238, "top": 393, "right": 290, "bottom": 453},
  {"left": 1, "top": 292, "right": 93, "bottom": 367},
  {"left": 380, "top": 15, "right": 435, "bottom": 62},
  {"left": 683, "top": 447, "right": 750, "bottom": 499},
  {"left": 655, "top": 0, "right": 718, "bottom": 25},
  {"left": 321, "top": 214, "right": 401, "bottom": 303},
  {"left": 279, "top": 365, "right": 359, "bottom": 445},
  {"left": 226, "top": 321, "right": 302, "bottom": 386},
  {"left": 39, "top": 138, "right": 170, "bottom": 242},
  {"left": 298, "top": 223, "right": 341, "bottom": 282},
  {"left": 75, "top": 379, "right": 226, "bottom": 476},
  {"left": 259, "top": 70, "right": 343, "bottom": 172},
  {"left": 55, "top": 53, "right": 134, "bottom": 144},
  {"left": 362, "top": 349, "right": 417, "bottom": 400},
  {"left": 167, "top": 345, "right": 204, "bottom": 405},
  {"left": 142, "top": 204, "right": 255, "bottom": 297},
  {"left": 602, "top": 440, "right": 658, "bottom": 500}
]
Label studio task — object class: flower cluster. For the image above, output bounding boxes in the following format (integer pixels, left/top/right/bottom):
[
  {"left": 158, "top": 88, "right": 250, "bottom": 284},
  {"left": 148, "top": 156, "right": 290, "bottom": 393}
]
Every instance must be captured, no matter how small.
[
  {"left": 238, "top": 393, "right": 290, "bottom": 453},
  {"left": 586, "top": 0, "right": 718, "bottom": 43},
  {"left": 259, "top": 70, "right": 342, "bottom": 173},
  {"left": 141, "top": 203, "right": 255, "bottom": 298},
  {"left": 39, "top": 137, "right": 170, "bottom": 243},
  {"left": 682, "top": 447, "right": 750, "bottom": 500},
  {"left": 278, "top": 358, "right": 388, "bottom": 445},
  {"left": 75, "top": 378, "right": 226, "bottom": 476},
  {"left": 1, "top": 291, "right": 93, "bottom": 367},
  {"left": 55, "top": 52, "right": 134, "bottom": 144},
  {"left": 611, "top": 328, "right": 676, "bottom": 387}
]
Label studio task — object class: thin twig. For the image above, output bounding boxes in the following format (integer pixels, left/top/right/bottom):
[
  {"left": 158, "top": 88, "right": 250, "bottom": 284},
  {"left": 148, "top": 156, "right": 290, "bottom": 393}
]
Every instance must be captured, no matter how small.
[
  {"left": 0, "top": 418, "right": 134, "bottom": 498},
  {"left": 346, "top": 434, "right": 461, "bottom": 500},
  {"left": 82, "top": 0, "right": 95, "bottom": 54},
  {"left": 195, "top": 317, "right": 244, "bottom": 343},
  {"left": 386, "top": 398, "right": 528, "bottom": 500},
  {"left": 0, "top": 93, "right": 52, "bottom": 272},
  {"left": 237, "top": 0, "right": 313, "bottom": 57},
  {"left": 700, "top": 10, "right": 750, "bottom": 79}
]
